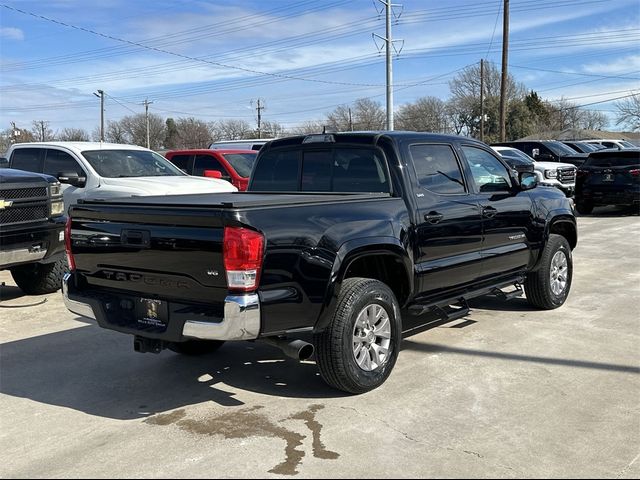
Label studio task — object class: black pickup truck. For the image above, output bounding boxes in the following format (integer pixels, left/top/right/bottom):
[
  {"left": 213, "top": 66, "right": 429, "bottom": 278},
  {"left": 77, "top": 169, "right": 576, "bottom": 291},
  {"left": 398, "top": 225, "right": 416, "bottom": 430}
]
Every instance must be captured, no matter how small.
[
  {"left": 1, "top": 168, "right": 67, "bottom": 294},
  {"left": 63, "top": 132, "right": 577, "bottom": 393}
]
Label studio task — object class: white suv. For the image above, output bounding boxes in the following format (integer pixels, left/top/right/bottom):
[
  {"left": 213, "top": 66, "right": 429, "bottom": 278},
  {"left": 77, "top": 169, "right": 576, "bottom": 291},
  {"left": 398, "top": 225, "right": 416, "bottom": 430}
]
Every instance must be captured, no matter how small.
[
  {"left": 5, "top": 142, "right": 237, "bottom": 211},
  {"left": 491, "top": 146, "right": 576, "bottom": 197}
]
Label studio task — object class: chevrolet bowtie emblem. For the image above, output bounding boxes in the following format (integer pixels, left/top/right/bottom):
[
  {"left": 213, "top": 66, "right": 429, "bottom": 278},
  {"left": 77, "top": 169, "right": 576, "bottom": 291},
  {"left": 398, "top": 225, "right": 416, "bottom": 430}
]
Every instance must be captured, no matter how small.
[{"left": 0, "top": 199, "right": 14, "bottom": 210}]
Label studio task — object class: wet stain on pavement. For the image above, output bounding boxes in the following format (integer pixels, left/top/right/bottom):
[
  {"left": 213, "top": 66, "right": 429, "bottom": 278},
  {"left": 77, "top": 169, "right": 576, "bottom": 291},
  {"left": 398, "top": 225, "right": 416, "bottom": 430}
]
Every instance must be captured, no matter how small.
[
  {"left": 144, "top": 404, "right": 338, "bottom": 475},
  {"left": 289, "top": 404, "right": 339, "bottom": 460}
]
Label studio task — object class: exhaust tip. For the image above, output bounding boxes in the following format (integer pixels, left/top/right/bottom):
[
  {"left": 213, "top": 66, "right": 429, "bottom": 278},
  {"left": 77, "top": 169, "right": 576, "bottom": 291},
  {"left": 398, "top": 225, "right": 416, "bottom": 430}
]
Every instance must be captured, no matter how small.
[{"left": 297, "top": 342, "right": 314, "bottom": 361}]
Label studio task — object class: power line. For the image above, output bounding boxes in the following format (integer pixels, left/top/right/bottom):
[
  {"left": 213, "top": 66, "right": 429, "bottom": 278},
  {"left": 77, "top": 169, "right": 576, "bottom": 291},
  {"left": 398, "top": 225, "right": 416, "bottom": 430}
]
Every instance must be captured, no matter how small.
[{"left": 0, "top": 3, "right": 392, "bottom": 88}]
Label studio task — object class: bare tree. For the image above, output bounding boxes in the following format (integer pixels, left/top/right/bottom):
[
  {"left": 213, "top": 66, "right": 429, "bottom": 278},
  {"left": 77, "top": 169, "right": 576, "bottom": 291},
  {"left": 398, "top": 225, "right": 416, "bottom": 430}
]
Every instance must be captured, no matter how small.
[
  {"left": 214, "top": 119, "right": 253, "bottom": 140},
  {"left": 289, "top": 121, "right": 325, "bottom": 135},
  {"left": 260, "top": 120, "right": 285, "bottom": 138},
  {"left": 326, "top": 98, "right": 385, "bottom": 131},
  {"left": 93, "top": 120, "right": 129, "bottom": 144},
  {"left": 581, "top": 110, "right": 608, "bottom": 130},
  {"left": 173, "top": 117, "right": 214, "bottom": 148},
  {"left": 31, "top": 120, "right": 55, "bottom": 141},
  {"left": 58, "top": 127, "right": 90, "bottom": 141},
  {"left": 615, "top": 94, "right": 640, "bottom": 131},
  {"left": 396, "top": 96, "right": 449, "bottom": 133},
  {"left": 448, "top": 62, "right": 526, "bottom": 139},
  {"left": 120, "top": 113, "right": 166, "bottom": 149}
]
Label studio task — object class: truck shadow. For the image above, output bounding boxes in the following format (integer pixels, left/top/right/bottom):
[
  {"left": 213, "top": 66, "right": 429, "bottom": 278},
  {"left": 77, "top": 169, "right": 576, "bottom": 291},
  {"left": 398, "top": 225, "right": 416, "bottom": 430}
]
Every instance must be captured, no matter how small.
[
  {"left": 0, "top": 320, "right": 344, "bottom": 420},
  {"left": 0, "top": 284, "right": 27, "bottom": 302},
  {"left": 577, "top": 205, "right": 639, "bottom": 217}
]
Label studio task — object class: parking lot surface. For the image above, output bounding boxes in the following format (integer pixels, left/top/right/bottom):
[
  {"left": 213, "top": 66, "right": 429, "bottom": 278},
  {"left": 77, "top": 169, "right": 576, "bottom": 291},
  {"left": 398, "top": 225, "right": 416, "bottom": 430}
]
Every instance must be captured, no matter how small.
[{"left": 1, "top": 208, "right": 639, "bottom": 478}]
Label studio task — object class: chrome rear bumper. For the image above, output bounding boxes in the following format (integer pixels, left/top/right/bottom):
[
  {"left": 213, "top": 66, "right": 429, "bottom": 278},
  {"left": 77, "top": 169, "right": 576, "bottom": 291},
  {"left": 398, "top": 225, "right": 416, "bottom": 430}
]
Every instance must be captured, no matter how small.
[{"left": 62, "top": 273, "right": 260, "bottom": 341}]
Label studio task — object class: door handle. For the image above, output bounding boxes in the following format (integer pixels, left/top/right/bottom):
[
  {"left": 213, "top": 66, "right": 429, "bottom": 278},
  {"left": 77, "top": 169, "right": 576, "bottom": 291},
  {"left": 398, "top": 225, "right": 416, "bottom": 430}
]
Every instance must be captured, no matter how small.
[
  {"left": 424, "top": 211, "right": 444, "bottom": 224},
  {"left": 482, "top": 206, "right": 498, "bottom": 219}
]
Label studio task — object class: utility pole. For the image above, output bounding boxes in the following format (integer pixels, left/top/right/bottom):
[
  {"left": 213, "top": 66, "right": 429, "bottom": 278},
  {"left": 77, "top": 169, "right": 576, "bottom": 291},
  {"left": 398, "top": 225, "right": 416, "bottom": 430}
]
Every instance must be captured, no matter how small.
[
  {"left": 254, "top": 99, "right": 265, "bottom": 139},
  {"left": 142, "top": 98, "right": 154, "bottom": 148},
  {"left": 499, "top": 0, "right": 509, "bottom": 142},
  {"left": 374, "top": 0, "right": 403, "bottom": 131},
  {"left": 93, "top": 90, "right": 104, "bottom": 142},
  {"left": 348, "top": 107, "right": 354, "bottom": 131},
  {"left": 480, "top": 59, "right": 485, "bottom": 143}
]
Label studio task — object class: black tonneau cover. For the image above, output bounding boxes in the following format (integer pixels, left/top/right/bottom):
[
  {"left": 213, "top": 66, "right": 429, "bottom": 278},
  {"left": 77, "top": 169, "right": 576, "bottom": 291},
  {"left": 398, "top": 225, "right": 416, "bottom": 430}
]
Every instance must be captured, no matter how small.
[{"left": 78, "top": 191, "right": 391, "bottom": 209}]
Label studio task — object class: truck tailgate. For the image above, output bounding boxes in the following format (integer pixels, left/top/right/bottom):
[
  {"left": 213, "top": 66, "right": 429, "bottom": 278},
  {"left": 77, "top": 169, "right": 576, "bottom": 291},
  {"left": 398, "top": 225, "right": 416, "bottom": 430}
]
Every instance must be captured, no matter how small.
[{"left": 69, "top": 203, "right": 228, "bottom": 304}]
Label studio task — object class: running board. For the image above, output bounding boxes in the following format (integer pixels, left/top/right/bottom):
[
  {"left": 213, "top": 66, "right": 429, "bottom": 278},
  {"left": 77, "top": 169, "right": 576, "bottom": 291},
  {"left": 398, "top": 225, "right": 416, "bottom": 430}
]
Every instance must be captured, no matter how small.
[{"left": 490, "top": 283, "right": 523, "bottom": 300}]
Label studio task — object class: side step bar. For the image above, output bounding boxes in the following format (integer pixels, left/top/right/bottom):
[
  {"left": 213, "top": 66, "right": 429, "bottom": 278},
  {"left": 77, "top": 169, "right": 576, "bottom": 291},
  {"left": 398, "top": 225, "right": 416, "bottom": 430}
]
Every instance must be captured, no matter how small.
[{"left": 403, "top": 278, "right": 525, "bottom": 337}]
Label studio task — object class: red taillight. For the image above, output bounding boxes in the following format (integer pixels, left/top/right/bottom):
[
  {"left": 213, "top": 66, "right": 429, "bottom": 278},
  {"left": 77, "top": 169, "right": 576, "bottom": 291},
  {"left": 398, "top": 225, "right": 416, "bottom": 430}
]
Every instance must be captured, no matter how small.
[
  {"left": 223, "top": 227, "right": 264, "bottom": 291},
  {"left": 629, "top": 169, "right": 640, "bottom": 177},
  {"left": 65, "top": 217, "right": 76, "bottom": 271}
]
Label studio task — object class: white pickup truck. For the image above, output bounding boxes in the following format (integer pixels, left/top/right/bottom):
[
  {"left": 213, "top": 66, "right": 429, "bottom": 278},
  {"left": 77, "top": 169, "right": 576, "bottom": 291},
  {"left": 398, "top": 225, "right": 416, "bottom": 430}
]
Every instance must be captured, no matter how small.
[
  {"left": 3, "top": 142, "right": 237, "bottom": 211},
  {"left": 491, "top": 146, "right": 576, "bottom": 197}
]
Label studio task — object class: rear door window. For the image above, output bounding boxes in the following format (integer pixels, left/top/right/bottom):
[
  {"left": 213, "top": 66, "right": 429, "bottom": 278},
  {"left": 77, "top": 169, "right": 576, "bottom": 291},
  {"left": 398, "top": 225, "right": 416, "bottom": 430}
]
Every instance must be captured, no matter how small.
[
  {"left": 10, "top": 148, "right": 43, "bottom": 173},
  {"left": 410, "top": 144, "right": 466, "bottom": 194},
  {"left": 168, "top": 154, "right": 192, "bottom": 172}
]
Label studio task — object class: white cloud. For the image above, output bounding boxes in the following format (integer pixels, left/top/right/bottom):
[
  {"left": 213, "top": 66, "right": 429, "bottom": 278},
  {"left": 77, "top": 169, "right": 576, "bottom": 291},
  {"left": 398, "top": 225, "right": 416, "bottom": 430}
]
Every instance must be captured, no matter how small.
[
  {"left": 583, "top": 55, "right": 640, "bottom": 75},
  {"left": 1, "top": 27, "right": 24, "bottom": 41}
]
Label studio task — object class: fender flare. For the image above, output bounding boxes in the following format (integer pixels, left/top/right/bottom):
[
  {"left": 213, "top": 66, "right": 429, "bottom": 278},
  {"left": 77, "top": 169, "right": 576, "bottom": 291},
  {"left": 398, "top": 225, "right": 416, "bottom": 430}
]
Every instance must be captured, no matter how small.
[{"left": 313, "top": 236, "right": 413, "bottom": 333}]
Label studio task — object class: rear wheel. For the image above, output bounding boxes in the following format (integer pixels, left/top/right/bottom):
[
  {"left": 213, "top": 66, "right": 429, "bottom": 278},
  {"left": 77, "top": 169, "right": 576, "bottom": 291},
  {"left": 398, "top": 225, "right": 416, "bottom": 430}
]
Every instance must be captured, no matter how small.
[
  {"left": 314, "top": 277, "right": 401, "bottom": 394},
  {"left": 167, "top": 340, "right": 225, "bottom": 355},
  {"left": 525, "top": 234, "right": 573, "bottom": 310},
  {"left": 10, "top": 258, "right": 67, "bottom": 295}
]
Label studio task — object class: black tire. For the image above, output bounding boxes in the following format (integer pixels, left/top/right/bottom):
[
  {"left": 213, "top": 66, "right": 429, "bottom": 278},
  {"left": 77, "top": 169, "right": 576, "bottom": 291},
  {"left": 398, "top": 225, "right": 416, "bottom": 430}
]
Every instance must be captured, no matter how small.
[
  {"left": 525, "top": 234, "right": 573, "bottom": 310},
  {"left": 314, "top": 277, "right": 401, "bottom": 394},
  {"left": 10, "top": 258, "right": 67, "bottom": 295},
  {"left": 167, "top": 340, "right": 225, "bottom": 355},
  {"left": 575, "top": 201, "right": 593, "bottom": 215}
]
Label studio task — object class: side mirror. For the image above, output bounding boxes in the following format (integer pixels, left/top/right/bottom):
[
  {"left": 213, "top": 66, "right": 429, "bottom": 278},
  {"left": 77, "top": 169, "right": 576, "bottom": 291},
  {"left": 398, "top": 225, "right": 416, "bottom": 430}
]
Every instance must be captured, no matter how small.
[
  {"left": 519, "top": 171, "right": 538, "bottom": 190},
  {"left": 531, "top": 148, "right": 540, "bottom": 158},
  {"left": 0, "top": 157, "right": 8, "bottom": 166},
  {"left": 204, "top": 170, "right": 223, "bottom": 179},
  {"left": 57, "top": 171, "right": 86, "bottom": 188}
]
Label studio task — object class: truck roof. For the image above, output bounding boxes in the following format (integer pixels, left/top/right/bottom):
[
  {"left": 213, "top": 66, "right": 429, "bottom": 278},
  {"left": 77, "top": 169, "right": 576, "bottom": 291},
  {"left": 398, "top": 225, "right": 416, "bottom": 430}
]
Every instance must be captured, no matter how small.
[{"left": 9, "top": 142, "right": 154, "bottom": 155}]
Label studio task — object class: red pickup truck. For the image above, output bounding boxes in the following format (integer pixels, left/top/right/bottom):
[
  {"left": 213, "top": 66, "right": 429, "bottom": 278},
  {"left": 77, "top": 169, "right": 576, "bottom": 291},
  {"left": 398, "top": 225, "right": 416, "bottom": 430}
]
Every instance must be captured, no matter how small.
[{"left": 165, "top": 149, "right": 257, "bottom": 191}]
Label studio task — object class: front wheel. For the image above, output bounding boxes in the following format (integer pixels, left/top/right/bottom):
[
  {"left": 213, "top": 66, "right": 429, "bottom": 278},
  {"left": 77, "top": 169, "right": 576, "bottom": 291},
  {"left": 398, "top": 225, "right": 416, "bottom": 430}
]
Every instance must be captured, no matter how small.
[
  {"left": 10, "top": 258, "right": 67, "bottom": 295},
  {"left": 314, "top": 277, "right": 401, "bottom": 394},
  {"left": 525, "top": 234, "right": 573, "bottom": 310}
]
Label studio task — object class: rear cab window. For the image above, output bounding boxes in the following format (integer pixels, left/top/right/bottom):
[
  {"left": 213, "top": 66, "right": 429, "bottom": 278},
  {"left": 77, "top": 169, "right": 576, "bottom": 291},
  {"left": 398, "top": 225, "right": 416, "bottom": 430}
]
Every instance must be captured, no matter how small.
[
  {"left": 250, "top": 147, "right": 391, "bottom": 193},
  {"left": 586, "top": 152, "right": 640, "bottom": 168}
]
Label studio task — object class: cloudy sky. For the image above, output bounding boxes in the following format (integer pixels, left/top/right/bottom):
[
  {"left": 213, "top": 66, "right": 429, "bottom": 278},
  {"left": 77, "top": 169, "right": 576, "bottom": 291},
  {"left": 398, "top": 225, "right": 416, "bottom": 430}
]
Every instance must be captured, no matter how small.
[{"left": 1, "top": 0, "right": 639, "bottom": 134}]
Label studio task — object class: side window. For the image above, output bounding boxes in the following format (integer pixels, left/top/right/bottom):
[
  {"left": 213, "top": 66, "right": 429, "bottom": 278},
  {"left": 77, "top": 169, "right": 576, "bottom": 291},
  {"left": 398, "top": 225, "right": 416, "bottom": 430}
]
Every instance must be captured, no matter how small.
[
  {"left": 44, "top": 149, "right": 83, "bottom": 177},
  {"left": 410, "top": 144, "right": 465, "bottom": 194},
  {"left": 193, "top": 155, "right": 228, "bottom": 179},
  {"left": 602, "top": 142, "right": 615, "bottom": 148},
  {"left": 462, "top": 146, "right": 512, "bottom": 193},
  {"left": 520, "top": 143, "right": 534, "bottom": 156},
  {"left": 10, "top": 148, "right": 43, "bottom": 173},
  {"left": 250, "top": 150, "right": 300, "bottom": 191},
  {"left": 168, "top": 154, "right": 192, "bottom": 172}
]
